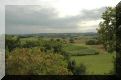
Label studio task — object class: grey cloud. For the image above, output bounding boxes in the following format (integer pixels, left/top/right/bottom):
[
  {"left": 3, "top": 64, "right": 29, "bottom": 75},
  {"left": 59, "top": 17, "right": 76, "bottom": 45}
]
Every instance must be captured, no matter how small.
[
  {"left": 6, "top": 5, "right": 57, "bottom": 26},
  {"left": 6, "top": 5, "right": 106, "bottom": 34},
  {"left": 80, "top": 7, "right": 106, "bottom": 20}
]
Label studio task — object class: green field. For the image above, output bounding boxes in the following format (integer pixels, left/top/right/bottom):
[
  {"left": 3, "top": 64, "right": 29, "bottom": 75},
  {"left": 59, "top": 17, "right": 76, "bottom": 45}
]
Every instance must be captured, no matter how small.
[
  {"left": 20, "top": 37, "right": 115, "bottom": 75},
  {"left": 6, "top": 34, "right": 115, "bottom": 75},
  {"left": 63, "top": 43, "right": 115, "bottom": 75},
  {"left": 63, "top": 44, "right": 97, "bottom": 56},
  {"left": 71, "top": 53, "right": 115, "bottom": 75}
]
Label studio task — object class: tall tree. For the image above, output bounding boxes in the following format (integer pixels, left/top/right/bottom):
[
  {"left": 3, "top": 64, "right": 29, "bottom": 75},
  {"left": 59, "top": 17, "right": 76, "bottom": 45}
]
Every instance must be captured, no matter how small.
[
  {"left": 97, "top": 7, "right": 116, "bottom": 52},
  {"left": 116, "top": 1, "right": 121, "bottom": 77}
]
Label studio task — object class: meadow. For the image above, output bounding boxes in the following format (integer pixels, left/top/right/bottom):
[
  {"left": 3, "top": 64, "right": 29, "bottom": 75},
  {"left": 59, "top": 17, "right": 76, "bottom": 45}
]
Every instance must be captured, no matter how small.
[
  {"left": 71, "top": 53, "right": 115, "bottom": 75},
  {"left": 5, "top": 33, "right": 115, "bottom": 75},
  {"left": 63, "top": 39, "right": 115, "bottom": 75}
]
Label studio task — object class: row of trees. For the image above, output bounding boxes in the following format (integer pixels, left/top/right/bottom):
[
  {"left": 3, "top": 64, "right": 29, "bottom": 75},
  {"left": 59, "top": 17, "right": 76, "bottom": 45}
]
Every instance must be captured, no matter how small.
[{"left": 5, "top": 35, "right": 64, "bottom": 53}]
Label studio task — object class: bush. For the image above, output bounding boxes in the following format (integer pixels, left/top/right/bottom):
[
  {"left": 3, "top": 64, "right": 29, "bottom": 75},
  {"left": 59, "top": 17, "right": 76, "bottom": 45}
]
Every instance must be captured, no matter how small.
[
  {"left": 22, "top": 40, "right": 39, "bottom": 48},
  {"left": 94, "top": 51, "right": 100, "bottom": 55},
  {"left": 43, "top": 40, "right": 63, "bottom": 53},
  {"left": 5, "top": 35, "right": 20, "bottom": 52},
  {"left": 6, "top": 48, "right": 72, "bottom": 75},
  {"left": 61, "top": 51, "right": 70, "bottom": 61},
  {"left": 86, "top": 39, "right": 99, "bottom": 45},
  {"left": 67, "top": 60, "right": 86, "bottom": 75},
  {"left": 67, "top": 60, "right": 76, "bottom": 73},
  {"left": 73, "top": 64, "right": 86, "bottom": 75},
  {"left": 69, "top": 38, "right": 74, "bottom": 43},
  {"left": 56, "top": 39, "right": 61, "bottom": 42}
]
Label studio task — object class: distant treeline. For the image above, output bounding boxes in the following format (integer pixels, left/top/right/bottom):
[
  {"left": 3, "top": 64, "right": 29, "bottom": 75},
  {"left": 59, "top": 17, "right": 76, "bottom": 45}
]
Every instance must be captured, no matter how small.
[{"left": 8, "top": 32, "right": 97, "bottom": 38}]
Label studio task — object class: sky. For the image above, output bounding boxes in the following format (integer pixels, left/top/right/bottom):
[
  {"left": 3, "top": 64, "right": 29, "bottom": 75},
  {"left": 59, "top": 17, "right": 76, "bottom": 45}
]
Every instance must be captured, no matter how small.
[{"left": 0, "top": 0, "right": 120, "bottom": 34}]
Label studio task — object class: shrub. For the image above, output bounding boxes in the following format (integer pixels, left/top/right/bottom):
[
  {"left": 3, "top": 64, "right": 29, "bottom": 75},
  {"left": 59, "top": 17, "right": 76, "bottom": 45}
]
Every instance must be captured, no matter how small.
[
  {"left": 86, "top": 39, "right": 98, "bottom": 45},
  {"left": 22, "top": 40, "right": 39, "bottom": 48},
  {"left": 6, "top": 48, "right": 72, "bottom": 75},
  {"left": 56, "top": 39, "right": 61, "bottom": 42},
  {"left": 73, "top": 64, "right": 86, "bottom": 75},
  {"left": 61, "top": 51, "right": 70, "bottom": 61},
  {"left": 67, "top": 60, "right": 76, "bottom": 73},
  {"left": 94, "top": 51, "right": 100, "bottom": 55},
  {"left": 69, "top": 38, "right": 74, "bottom": 43},
  {"left": 43, "top": 41, "right": 63, "bottom": 53},
  {"left": 5, "top": 35, "right": 20, "bottom": 52},
  {"left": 67, "top": 60, "right": 86, "bottom": 75}
]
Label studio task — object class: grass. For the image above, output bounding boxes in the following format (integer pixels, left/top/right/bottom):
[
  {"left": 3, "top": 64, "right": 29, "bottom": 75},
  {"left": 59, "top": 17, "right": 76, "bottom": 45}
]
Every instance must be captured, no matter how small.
[
  {"left": 65, "top": 42, "right": 115, "bottom": 75},
  {"left": 6, "top": 35, "right": 115, "bottom": 75},
  {"left": 71, "top": 53, "right": 115, "bottom": 75},
  {"left": 20, "top": 37, "right": 38, "bottom": 41},
  {"left": 63, "top": 44, "right": 97, "bottom": 56}
]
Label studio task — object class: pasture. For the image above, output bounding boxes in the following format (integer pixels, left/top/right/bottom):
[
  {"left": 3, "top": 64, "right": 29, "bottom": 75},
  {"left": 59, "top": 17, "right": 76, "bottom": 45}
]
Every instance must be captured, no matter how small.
[
  {"left": 5, "top": 33, "right": 115, "bottom": 75},
  {"left": 63, "top": 42, "right": 115, "bottom": 75},
  {"left": 71, "top": 53, "right": 115, "bottom": 75}
]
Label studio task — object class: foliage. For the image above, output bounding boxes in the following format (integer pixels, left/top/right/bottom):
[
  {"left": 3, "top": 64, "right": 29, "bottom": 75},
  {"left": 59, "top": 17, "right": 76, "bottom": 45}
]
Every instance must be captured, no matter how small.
[
  {"left": 6, "top": 35, "right": 64, "bottom": 54},
  {"left": 5, "top": 31, "right": 115, "bottom": 75},
  {"left": 69, "top": 38, "right": 74, "bottom": 43},
  {"left": 73, "top": 64, "right": 86, "bottom": 75},
  {"left": 67, "top": 60, "right": 86, "bottom": 75},
  {"left": 94, "top": 51, "right": 100, "bottom": 55},
  {"left": 97, "top": 7, "right": 116, "bottom": 52},
  {"left": 86, "top": 39, "right": 99, "bottom": 45},
  {"left": 6, "top": 48, "right": 72, "bottom": 75},
  {"left": 61, "top": 51, "right": 70, "bottom": 61},
  {"left": 56, "top": 38, "right": 61, "bottom": 42},
  {"left": 5, "top": 35, "right": 20, "bottom": 52},
  {"left": 63, "top": 44, "right": 97, "bottom": 56},
  {"left": 71, "top": 53, "right": 115, "bottom": 75},
  {"left": 43, "top": 40, "right": 63, "bottom": 53},
  {"left": 116, "top": 2, "right": 121, "bottom": 76},
  {"left": 67, "top": 60, "right": 76, "bottom": 73},
  {"left": 22, "top": 40, "right": 40, "bottom": 48}
]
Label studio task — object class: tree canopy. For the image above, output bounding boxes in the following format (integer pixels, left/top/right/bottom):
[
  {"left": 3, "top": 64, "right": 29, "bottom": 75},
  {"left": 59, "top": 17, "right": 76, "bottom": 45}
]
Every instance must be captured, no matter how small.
[{"left": 97, "top": 7, "right": 116, "bottom": 52}]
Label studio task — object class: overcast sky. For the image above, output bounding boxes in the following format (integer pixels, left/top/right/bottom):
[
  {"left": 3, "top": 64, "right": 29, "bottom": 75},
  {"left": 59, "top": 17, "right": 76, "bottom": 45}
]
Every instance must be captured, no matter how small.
[{"left": 0, "top": 0, "right": 120, "bottom": 34}]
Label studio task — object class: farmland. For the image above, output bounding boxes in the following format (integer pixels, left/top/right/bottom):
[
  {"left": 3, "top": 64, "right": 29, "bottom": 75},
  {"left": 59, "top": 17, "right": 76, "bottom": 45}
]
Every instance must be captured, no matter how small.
[
  {"left": 4, "top": 1, "right": 117, "bottom": 76},
  {"left": 71, "top": 53, "right": 115, "bottom": 75},
  {"left": 5, "top": 33, "right": 115, "bottom": 75}
]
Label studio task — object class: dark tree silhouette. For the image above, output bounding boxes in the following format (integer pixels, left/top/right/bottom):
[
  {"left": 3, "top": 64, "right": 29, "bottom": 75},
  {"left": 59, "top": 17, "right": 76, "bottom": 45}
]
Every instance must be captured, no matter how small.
[{"left": 116, "top": 1, "right": 121, "bottom": 77}]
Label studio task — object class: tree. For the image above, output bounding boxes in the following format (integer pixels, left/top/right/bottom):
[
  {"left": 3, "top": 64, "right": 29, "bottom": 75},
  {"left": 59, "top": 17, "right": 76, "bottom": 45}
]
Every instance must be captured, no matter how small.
[
  {"left": 116, "top": 2, "right": 121, "bottom": 76},
  {"left": 97, "top": 7, "right": 116, "bottom": 52},
  {"left": 67, "top": 60, "right": 76, "bottom": 73},
  {"left": 5, "top": 35, "right": 20, "bottom": 52},
  {"left": 86, "top": 39, "right": 97, "bottom": 45},
  {"left": 73, "top": 64, "right": 86, "bottom": 75},
  {"left": 56, "top": 38, "right": 61, "bottom": 42},
  {"left": 69, "top": 38, "right": 74, "bottom": 43}
]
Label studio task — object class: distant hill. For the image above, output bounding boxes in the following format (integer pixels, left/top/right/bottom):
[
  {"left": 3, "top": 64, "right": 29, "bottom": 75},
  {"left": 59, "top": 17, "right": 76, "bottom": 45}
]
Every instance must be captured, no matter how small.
[{"left": 8, "top": 32, "right": 97, "bottom": 38}]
